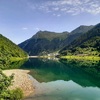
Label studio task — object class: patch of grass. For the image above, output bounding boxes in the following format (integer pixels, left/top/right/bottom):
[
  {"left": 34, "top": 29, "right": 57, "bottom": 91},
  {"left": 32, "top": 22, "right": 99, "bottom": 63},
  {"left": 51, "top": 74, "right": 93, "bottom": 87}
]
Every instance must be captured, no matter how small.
[{"left": 61, "top": 56, "right": 100, "bottom": 61}]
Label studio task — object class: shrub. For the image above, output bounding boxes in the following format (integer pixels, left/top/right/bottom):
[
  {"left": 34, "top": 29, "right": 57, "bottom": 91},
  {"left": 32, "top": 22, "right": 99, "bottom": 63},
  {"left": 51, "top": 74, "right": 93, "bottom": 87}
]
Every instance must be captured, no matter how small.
[
  {"left": 9, "top": 88, "right": 23, "bottom": 100},
  {"left": 0, "top": 70, "right": 23, "bottom": 100}
]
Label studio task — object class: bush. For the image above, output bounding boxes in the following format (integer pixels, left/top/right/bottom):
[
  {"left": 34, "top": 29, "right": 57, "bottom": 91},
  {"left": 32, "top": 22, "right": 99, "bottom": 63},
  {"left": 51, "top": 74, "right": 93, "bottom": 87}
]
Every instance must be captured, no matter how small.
[
  {"left": 0, "top": 70, "right": 23, "bottom": 100},
  {"left": 9, "top": 88, "right": 23, "bottom": 100}
]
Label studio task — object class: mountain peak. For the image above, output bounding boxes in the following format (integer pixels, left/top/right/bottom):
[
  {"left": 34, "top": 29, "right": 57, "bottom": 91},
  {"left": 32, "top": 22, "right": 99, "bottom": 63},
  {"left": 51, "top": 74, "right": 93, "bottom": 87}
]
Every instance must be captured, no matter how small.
[
  {"left": 32, "top": 31, "right": 68, "bottom": 41},
  {"left": 71, "top": 25, "right": 94, "bottom": 34}
]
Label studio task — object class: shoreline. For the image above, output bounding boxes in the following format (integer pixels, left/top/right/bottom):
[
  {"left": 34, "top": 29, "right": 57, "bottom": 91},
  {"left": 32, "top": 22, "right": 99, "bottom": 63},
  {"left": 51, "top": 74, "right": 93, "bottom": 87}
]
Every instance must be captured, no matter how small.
[{"left": 3, "top": 69, "right": 35, "bottom": 97}]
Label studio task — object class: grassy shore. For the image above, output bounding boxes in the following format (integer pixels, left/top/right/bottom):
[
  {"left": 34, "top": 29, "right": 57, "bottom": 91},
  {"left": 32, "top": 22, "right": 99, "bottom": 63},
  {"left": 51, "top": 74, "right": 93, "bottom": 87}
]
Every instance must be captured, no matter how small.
[
  {"left": 61, "top": 55, "right": 100, "bottom": 61},
  {"left": 10, "top": 57, "right": 28, "bottom": 62}
]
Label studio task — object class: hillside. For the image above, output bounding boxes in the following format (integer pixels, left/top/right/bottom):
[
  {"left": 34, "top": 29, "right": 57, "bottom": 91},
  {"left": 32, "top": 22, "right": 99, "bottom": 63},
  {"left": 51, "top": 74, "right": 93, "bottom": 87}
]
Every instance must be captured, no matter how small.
[
  {"left": 19, "top": 31, "right": 69, "bottom": 55},
  {"left": 60, "top": 23, "right": 100, "bottom": 56},
  {"left": 0, "top": 34, "right": 27, "bottom": 69},
  {"left": 19, "top": 25, "right": 93, "bottom": 56}
]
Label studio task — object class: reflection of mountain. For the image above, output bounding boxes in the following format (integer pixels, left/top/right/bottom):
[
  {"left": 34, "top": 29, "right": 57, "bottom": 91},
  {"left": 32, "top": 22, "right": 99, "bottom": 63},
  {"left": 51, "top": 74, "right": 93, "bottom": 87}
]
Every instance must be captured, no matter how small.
[
  {"left": 25, "top": 80, "right": 100, "bottom": 100},
  {"left": 21, "top": 58, "right": 100, "bottom": 88}
]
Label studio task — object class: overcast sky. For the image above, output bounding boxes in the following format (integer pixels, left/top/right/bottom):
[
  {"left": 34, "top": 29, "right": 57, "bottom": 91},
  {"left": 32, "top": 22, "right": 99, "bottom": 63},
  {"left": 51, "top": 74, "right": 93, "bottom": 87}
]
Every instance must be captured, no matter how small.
[{"left": 0, "top": 0, "right": 100, "bottom": 44}]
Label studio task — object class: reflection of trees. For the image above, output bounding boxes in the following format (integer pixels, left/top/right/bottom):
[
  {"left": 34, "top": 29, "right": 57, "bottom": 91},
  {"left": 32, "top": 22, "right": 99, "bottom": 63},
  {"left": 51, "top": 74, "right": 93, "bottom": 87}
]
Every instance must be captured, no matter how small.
[
  {"left": 60, "top": 59, "right": 100, "bottom": 78},
  {"left": 60, "top": 59, "right": 100, "bottom": 87},
  {"left": 9, "top": 60, "right": 28, "bottom": 69},
  {"left": 0, "top": 59, "right": 27, "bottom": 70}
]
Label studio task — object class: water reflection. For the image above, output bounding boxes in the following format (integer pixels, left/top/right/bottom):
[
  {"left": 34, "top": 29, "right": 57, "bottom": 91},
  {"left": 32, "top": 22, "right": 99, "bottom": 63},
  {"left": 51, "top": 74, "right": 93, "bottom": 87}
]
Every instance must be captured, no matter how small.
[
  {"left": 22, "top": 58, "right": 100, "bottom": 100},
  {"left": 20, "top": 58, "right": 100, "bottom": 88}
]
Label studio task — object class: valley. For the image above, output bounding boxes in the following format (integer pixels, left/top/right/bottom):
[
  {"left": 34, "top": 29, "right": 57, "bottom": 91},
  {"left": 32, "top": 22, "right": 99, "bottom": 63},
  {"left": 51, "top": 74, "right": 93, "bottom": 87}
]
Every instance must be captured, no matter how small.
[{"left": 0, "top": 23, "right": 100, "bottom": 100}]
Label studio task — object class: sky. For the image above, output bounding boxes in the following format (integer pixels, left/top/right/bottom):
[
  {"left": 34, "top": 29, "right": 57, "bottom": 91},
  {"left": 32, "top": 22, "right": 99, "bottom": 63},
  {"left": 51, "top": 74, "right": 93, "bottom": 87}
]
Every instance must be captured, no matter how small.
[{"left": 0, "top": 0, "right": 100, "bottom": 44}]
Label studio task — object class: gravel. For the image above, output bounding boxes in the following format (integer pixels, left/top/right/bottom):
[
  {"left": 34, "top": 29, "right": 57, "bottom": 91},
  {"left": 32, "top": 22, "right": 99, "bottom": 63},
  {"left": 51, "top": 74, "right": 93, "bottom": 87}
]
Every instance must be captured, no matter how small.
[{"left": 3, "top": 69, "right": 35, "bottom": 97}]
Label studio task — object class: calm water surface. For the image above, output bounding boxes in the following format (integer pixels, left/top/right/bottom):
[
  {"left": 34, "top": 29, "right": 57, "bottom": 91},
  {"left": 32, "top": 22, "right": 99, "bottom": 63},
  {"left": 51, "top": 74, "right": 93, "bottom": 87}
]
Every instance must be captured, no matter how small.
[{"left": 12, "top": 58, "right": 100, "bottom": 100}]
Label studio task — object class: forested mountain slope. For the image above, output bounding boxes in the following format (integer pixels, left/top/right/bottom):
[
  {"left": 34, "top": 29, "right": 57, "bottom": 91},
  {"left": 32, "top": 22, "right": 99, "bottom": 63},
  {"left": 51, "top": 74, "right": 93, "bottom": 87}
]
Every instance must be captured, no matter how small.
[
  {"left": 19, "top": 31, "right": 69, "bottom": 55},
  {"left": 60, "top": 23, "right": 100, "bottom": 56}
]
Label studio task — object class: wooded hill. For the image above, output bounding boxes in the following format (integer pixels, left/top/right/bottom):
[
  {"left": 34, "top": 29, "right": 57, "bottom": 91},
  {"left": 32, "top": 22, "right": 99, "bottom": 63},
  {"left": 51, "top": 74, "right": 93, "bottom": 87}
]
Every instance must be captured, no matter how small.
[{"left": 0, "top": 34, "right": 27, "bottom": 69}]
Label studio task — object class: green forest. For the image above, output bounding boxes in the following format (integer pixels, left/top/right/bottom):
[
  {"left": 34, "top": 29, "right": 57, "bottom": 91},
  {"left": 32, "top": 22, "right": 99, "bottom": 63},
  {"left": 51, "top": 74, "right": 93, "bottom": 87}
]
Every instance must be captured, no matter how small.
[{"left": 0, "top": 34, "right": 27, "bottom": 69}]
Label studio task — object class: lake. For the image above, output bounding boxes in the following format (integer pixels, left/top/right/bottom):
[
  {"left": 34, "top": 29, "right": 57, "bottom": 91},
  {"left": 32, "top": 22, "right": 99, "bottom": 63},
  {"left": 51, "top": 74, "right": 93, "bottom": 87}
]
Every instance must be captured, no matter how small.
[{"left": 12, "top": 58, "right": 100, "bottom": 100}]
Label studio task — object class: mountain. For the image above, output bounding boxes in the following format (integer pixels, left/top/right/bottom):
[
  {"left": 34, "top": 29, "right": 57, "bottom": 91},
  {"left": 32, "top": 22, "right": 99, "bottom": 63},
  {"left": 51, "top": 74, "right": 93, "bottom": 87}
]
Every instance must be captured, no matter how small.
[
  {"left": 19, "top": 25, "right": 94, "bottom": 56},
  {"left": 60, "top": 23, "right": 100, "bottom": 56},
  {"left": 19, "top": 31, "right": 69, "bottom": 55},
  {"left": 61, "top": 25, "right": 94, "bottom": 47},
  {"left": 0, "top": 34, "right": 27, "bottom": 63}
]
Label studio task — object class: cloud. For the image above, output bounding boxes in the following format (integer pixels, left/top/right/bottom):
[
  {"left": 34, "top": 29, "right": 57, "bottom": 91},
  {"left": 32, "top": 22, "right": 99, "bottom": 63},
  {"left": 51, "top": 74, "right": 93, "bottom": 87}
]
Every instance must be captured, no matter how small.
[
  {"left": 57, "top": 14, "right": 61, "bottom": 17},
  {"left": 22, "top": 27, "right": 28, "bottom": 30},
  {"left": 53, "top": 13, "right": 61, "bottom": 17},
  {"left": 27, "top": 0, "right": 100, "bottom": 16},
  {"left": 35, "top": 27, "right": 40, "bottom": 31}
]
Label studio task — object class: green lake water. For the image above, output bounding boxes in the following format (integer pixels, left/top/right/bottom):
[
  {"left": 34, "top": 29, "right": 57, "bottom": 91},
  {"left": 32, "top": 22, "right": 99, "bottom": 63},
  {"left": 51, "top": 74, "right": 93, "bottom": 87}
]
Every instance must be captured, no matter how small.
[{"left": 11, "top": 58, "right": 100, "bottom": 100}]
